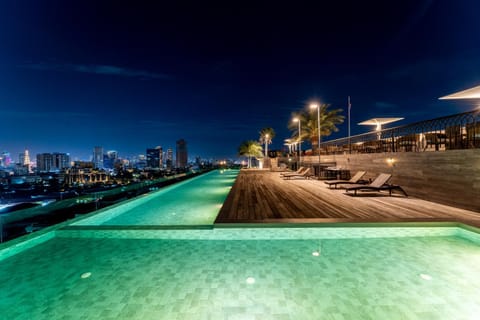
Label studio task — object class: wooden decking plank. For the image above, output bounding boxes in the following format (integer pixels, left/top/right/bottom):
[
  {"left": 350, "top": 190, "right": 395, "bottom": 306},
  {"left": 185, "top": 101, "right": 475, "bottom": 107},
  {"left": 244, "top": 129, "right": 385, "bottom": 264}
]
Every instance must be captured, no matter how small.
[{"left": 215, "top": 170, "right": 480, "bottom": 227}]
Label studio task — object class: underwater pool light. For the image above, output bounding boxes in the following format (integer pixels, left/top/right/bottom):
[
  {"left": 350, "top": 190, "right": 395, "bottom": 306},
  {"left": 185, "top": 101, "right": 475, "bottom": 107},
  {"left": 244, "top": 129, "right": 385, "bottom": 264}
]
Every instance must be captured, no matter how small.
[
  {"left": 420, "top": 274, "right": 432, "bottom": 280},
  {"left": 81, "top": 272, "right": 92, "bottom": 279},
  {"left": 246, "top": 277, "right": 255, "bottom": 284}
]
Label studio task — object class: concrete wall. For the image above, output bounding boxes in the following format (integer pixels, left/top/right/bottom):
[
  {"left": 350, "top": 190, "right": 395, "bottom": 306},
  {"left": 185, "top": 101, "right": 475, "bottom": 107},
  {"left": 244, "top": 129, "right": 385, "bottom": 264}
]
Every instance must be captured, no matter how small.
[{"left": 299, "top": 150, "right": 480, "bottom": 212}]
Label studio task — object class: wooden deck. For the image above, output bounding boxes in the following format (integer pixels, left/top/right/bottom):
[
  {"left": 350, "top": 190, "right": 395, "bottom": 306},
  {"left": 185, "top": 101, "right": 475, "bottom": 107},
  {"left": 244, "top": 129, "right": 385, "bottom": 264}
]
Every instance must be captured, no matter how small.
[{"left": 215, "top": 169, "right": 480, "bottom": 227}]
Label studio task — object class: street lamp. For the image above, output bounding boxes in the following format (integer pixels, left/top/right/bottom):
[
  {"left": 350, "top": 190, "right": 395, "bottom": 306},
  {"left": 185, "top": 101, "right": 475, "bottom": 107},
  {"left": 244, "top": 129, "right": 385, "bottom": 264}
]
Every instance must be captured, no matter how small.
[
  {"left": 293, "top": 118, "right": 301, "bottom": 165},
  {"left": 310, "top": 103, "right": 321, "bottom": 167},
  {"left": 264, "top": 133, "right": 269, "bottom": 157}
]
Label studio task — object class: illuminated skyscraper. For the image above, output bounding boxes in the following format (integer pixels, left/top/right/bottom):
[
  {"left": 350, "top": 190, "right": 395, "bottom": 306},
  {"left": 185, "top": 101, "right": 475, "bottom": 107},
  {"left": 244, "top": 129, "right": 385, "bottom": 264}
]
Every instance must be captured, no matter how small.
[
  {"left": 19, "top": 149, "right": 30, "bottom": 166},
  {"left": 19, "top": 148, "right": 32, "bottom": 172},
  {"left": 93, "top": 146, "right": 104, "bottom": 169},
  {"left": 176, "top": 139, "right": 188, "bottom": 168}
]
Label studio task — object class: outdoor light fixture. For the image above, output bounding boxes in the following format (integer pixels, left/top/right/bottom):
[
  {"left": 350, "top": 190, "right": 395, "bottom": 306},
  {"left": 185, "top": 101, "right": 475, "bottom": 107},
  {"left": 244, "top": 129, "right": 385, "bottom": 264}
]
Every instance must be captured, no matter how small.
[
  {"left": 310, "top": 103, "right": 321, "bottom": 169},
  {"left": 293, "top": 118, "right": 301, "bottom": 165},
  {"left": 420, "top": 274, "right": 432, "bottom": 280},
  {"left": 439, "top": 85, "right": 480, "bottom": 100},
  {"left": 264, "top": 133, "right": 269, "bottom": 159}
]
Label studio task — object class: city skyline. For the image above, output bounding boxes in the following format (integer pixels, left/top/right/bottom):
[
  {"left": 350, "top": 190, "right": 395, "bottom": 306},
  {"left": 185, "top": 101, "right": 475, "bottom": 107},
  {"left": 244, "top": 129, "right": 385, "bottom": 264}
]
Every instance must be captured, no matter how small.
[
  {"left": 1, "top": 141, "right": 196, "bottom": 168},
  {"left": 1, "top": 1, "right": 480, "bottom": 159},
  {"left": 0, "top": 142, "right": 195, "bottom": 165}
]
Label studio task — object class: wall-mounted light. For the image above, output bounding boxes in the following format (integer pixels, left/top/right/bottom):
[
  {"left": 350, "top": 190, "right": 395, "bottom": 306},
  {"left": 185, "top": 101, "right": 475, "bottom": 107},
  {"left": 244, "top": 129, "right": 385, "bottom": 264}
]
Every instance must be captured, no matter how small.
[{"left": 387, "top": 157, "right": 396, "bottom": 166}]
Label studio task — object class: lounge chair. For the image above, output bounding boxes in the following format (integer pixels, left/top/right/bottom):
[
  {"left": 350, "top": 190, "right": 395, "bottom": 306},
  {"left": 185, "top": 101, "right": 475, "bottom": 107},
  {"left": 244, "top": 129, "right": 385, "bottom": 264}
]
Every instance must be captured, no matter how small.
[
  {"left": 345, "top": 173, "right": 408, "bottom": 196},
  {"left": 324, "top": 171, "right": 367, "bottom": 189},
  {"left": 280, "top": 166, "right": 305, "bottom": 176},
  {"left": 283, "top": 167, "right": 314, "bottom": 180}
]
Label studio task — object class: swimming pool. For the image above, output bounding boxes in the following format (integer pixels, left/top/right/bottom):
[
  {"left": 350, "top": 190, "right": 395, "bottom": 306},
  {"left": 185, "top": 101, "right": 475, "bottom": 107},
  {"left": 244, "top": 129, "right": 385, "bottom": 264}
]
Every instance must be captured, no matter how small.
[
  {"left": 1, "top": 168, "right": 480, "bottom": 319},
  {"left": 74, "top": 169, "right": 239, "bottom": 226},
  {"left": 1, "top": 225, "right": 479, "bottom": 319}
]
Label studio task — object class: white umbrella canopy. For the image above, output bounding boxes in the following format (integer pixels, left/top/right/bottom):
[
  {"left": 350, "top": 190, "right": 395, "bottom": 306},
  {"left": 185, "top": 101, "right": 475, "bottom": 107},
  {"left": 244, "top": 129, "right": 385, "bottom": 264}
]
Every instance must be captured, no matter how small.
[
  {"left": 439, "top": 85, "right": 480, "bottom": 100},
  {"left": 358, "top": 117, "right": 404, "bottom": 131}
]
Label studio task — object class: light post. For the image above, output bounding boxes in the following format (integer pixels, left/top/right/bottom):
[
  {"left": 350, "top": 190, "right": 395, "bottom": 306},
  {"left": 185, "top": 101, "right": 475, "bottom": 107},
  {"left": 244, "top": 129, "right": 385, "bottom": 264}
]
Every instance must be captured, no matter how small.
[
  {"left": 293, "top": 118, "right": 301, "bottom": 166},
  {"left": 264, "top": 133, "right": 269, "bottom": 157},
  {"left": 310, "top": 104, "right": 321, "bottom": 166},
  {"left": 264, "top": 133, "right": 269, "bottom": 168}
]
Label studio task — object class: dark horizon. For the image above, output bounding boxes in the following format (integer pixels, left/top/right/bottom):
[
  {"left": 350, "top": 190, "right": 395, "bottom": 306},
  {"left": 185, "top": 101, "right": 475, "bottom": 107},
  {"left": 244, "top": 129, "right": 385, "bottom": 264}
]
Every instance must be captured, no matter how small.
[{"left": 1, "top": 1, "right": 479, "bottom": 160}]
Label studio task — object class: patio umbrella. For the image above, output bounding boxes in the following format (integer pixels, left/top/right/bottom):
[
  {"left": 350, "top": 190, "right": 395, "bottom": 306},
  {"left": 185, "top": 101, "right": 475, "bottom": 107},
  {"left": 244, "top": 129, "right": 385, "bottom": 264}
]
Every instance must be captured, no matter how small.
[
  {"left": 439, "top": 85, "right": 480, "bottom": 99},
  {"left": 358, "top": 117, "right": 404, "bottom": 131}
]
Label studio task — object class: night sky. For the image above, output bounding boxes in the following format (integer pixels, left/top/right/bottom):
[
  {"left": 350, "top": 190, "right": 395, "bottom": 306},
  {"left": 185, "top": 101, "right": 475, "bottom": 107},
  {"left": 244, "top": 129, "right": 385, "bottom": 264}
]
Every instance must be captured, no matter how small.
[{"left": 1, "top": 0, "right": 479, "bottom": 161}]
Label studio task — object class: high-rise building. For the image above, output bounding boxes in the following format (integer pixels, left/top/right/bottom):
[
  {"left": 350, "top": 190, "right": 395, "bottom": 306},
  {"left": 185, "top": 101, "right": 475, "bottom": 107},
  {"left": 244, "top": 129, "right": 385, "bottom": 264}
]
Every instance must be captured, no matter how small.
[
  {"left": 93, "top": 146, "right": 104, "bottom": 169},
  {"left": 176, "top": 139, "right": 188, "bottom": 168},
  {"left": 146, "top": 146, "right": 163, "bottom": 169},
  {"left": 135, "top": 154, "right": 147, "bottom": 169},
  {"left": 53, "top": 152, "right": 71, "bottom": 170},
  {"left": 166, "top": 148, "right": 173, "bottom": 170},
  {"left": 36, "top": 153, "right": 53, "bottom": 172},
  {"left": 19, "top": 148, "right": 31, "bottom": 172},
  {"left": 0, "top": 151, "right": 11, "bottom": 167},
  {"left": 19, "top": 149, "right": 31, "bottom": 166},
  {"left": 36, "top": 152, "right": 70, "bottom": 172},
  {"left": 103, "top": 150, "right": 118, "bottom": 169}
]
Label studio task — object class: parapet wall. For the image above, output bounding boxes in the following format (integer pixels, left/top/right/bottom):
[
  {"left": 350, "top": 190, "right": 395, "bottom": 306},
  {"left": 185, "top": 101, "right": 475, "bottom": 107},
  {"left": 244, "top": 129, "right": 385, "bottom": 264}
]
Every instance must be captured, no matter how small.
[{"left": 300, "top": 150, "right": 480, "bottom": 212}]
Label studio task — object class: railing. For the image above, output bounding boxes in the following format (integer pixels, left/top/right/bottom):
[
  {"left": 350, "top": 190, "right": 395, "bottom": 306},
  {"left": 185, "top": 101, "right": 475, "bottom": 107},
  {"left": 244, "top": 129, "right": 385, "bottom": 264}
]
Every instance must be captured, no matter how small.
[{"left": 320, "top": 110, "right": 480, "bottom": 154}]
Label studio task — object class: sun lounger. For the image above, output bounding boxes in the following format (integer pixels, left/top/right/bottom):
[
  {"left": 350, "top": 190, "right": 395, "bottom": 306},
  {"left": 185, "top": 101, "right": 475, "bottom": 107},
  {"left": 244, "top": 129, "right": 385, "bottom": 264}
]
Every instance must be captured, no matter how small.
[
  {"left": 282, "top": 167, "right": 308, "bottom": 177},
  {"left": 345, "top": 173, "right": 408, "bottom": 196},
  {"left": 283, "top": 167, "right": 314, "bottom": 180},
  {"left": 280, "top": 166, "right": 305, "bottom": 176},
  {"left": 324, "top": 171, "right": 367, "bottom": 189}
]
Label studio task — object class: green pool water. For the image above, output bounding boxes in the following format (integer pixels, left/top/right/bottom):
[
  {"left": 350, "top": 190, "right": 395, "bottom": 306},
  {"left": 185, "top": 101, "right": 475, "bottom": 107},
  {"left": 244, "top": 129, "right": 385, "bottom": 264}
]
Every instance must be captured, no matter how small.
[
  {"left": 1, "top": 226, "right": 480, "bottom": 320},
  {"left": 1, "top": 169, "right": 480, "bottom": 319},
  {"left": 74, "top": 169, "right": 239, "bottom": 226}
]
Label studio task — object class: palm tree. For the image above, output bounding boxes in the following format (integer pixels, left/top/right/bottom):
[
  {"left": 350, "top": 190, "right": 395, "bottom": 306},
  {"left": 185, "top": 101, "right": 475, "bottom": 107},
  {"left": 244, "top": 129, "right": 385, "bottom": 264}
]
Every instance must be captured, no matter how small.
[
  {"left": 238, "top": 140, "right": 263, "bottom": 168},
  {"left": 259, "top": 127, "right": 276, "bottom": 157},
  {"left": 288, "top": 103, "right": 344, "bottom": 151}
]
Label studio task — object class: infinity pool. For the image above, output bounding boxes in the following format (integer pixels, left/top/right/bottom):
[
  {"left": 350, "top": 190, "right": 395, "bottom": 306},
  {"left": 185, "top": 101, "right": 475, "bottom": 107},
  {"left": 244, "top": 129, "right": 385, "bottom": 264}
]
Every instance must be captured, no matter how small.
[
  {"left": 1, "top": 226, "right": 479, "bottom": 319},
  {"left": 74, "top": 169, "right": 239, "bottom": 226},
  {"left": 1, "top": 168, "right": 480, "bottom": 319}
]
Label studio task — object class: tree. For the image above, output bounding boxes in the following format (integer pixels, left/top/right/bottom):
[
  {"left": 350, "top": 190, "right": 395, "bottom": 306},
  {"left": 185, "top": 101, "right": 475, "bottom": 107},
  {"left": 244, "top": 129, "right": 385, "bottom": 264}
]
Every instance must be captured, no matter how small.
[
  {"left": 259, "top": 127, "right": 276, "bottom": 157},
  {"left": 288, "top": 103, "right": 344, "bottom": 151},
  {"left": 238, "top": 140, "right": 263, "bottom": 168}
]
